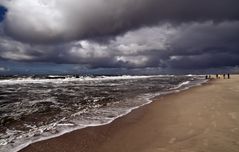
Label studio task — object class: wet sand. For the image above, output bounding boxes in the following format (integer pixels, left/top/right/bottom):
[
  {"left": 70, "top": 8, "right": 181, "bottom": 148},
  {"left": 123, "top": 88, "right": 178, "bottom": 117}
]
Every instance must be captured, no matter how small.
[{"left": 20, "top": 75, "right": 239, "bottom": 152}]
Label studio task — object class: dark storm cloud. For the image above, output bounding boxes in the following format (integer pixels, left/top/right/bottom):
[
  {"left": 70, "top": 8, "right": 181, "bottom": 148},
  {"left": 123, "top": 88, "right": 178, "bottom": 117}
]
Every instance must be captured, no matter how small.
[
  {"left": 1, "top": 0, "right": 239, "bottom": 43},
  {"left": 164, "top": 21, "right": 239, "bottom": 69},
  {"left": 1, "top": 21, "right": 239, "bottom": 71},
  {"left": 0, "top": 0, "right": 239, "bottom": 73},
  {"left": 168, "top": 53, "right": 239, "bottom": 69}
]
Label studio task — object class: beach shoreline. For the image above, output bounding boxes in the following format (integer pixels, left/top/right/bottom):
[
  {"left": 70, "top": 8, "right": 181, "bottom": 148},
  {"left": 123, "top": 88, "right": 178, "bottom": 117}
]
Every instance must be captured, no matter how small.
[
  {"left": 20, "top": 76, "right": 239, "bottom": 152},
  {"left": 0, "top": 75, "right": 204, "bottom": 152}
]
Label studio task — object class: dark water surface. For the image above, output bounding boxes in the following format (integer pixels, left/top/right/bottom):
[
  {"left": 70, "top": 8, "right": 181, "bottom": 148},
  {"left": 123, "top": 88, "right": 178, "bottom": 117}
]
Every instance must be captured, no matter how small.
[{"left": 0, "top": 75, "right": 206, "bottom": 152}]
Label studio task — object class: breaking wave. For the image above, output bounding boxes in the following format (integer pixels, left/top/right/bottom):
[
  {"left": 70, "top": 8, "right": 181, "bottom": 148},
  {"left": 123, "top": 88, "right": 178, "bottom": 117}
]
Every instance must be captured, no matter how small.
[{"left": 0, "top": 75, "right": 206, "bottom": 152}]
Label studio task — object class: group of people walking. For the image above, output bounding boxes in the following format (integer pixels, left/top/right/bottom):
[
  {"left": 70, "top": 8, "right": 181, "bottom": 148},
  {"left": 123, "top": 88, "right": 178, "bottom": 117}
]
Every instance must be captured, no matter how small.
[{"left": 205, "top": 73, "right": 230, "bottom": 79}]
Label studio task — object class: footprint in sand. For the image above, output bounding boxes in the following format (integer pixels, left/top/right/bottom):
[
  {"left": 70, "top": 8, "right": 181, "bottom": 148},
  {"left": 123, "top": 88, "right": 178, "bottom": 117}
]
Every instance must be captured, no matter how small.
[
  {"left": 187, "top": 129, "right": 195, "bottom": 135},
  {"left": 211, "top": 114, "right": 215, "bottom": 119},
  {"left": 210, "top": 107, "right": 215, "bottom": 110},
  {"left": 169, "top": 138, "right": 177, "bottom": 144},
  {"left": 204, "top": 128, "right": 210, "bottom": 134},
  {"left": 231, "top": 128, "right": 238, "bottom": 132},
  {"left": 216, "top": 112, "right": 221, "bottom": 116},
  {"left": 203, "top": 139, "right": 209, "bottom": 146},
  {"left": 181, "top": 150, "right": 196, "bottom": 152},
  {"left": 157, "top": 148, "right": 167, "bottom": 152},
  {"left": 228, "top": 112, "right": 237, "bottom": 120},
  {"left": 211, "top": 121, "right": 217, "bottom": 128}
]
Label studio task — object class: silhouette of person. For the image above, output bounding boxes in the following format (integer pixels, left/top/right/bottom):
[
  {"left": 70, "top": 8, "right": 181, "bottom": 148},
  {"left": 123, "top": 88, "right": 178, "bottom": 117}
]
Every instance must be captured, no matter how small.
[
  {"left": 227, "top": 73, "right": 230, "bottom": 79},
  {"left": 223, "top": 74, "right": 226, "bottom": 79}
]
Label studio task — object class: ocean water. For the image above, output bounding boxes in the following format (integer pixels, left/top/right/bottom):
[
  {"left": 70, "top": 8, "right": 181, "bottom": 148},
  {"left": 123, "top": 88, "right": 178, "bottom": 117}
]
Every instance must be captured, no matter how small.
[{"left": 0, "top": 75, "right": 206, "bottom": 152}]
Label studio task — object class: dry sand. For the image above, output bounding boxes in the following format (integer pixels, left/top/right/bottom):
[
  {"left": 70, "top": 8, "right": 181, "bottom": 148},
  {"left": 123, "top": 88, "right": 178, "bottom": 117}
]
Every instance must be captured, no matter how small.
[{"left": 20, "top": 75, "right": 239, "bottom": 152}]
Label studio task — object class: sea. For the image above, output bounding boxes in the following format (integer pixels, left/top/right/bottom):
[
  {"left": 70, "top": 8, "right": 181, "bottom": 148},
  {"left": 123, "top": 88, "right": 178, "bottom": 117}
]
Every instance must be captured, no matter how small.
[{"left": 0, "top": 75, "right": 207, "bottom": 152}]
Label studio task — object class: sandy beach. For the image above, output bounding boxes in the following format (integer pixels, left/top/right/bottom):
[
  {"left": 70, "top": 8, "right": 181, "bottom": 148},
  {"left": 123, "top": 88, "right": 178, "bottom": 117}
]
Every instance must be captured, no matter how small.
[{"left": 20, "top": 75, "right": 239, "bottom": 152}]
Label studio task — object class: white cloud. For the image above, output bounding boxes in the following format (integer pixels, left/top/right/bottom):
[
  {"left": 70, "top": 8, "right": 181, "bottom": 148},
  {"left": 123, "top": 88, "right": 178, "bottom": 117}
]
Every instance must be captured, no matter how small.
[
  {"left": 115, "top": 56, "right": 149, "bottom": 67},
  {"left": 3, "top": 0, "right": 145, "bottom": 43},
  {"left": 2, "top": 0, "right": 238, "bottom": 44}
]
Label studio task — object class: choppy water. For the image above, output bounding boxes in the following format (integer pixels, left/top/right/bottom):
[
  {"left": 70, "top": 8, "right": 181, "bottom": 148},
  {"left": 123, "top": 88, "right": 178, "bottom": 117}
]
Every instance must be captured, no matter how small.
[{"left": 0, "top": 75, "right": 206, "bottom": 152}]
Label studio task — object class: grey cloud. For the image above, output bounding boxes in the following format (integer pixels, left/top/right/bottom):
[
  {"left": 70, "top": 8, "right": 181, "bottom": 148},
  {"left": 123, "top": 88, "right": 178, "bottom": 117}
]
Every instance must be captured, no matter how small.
[
  {"left": 168, "top": 21, "right": 239, "bottom": 55},
  {"left": 1, "top": 21, "right": 239, "bottom": 71},
  {"left": 1, "top": 0, "right": 239, "bottom": 43},
  {"left": 164, "top": 21, "right": 239, "bottom": 69},
  {"left": 168, "top": 53, "right": 239, "bottom": 69}
]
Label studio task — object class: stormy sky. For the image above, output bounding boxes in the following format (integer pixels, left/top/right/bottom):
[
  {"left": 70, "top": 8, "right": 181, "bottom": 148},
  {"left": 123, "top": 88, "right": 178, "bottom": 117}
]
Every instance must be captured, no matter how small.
[{"left": 0, "top": 0, "right": 239, "bottom": 75}]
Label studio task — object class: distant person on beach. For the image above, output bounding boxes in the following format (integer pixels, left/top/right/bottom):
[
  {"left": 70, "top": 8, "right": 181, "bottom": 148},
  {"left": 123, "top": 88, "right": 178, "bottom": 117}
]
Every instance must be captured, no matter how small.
[
  {"left": 216, "top": 74, "right": 219, "bottom": 79},
  {"left": 228, "top": 73, "right": 230, "bottom": 79},
  {"left": 223, "top": 74, "right": 226, "bottom": 79}
]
